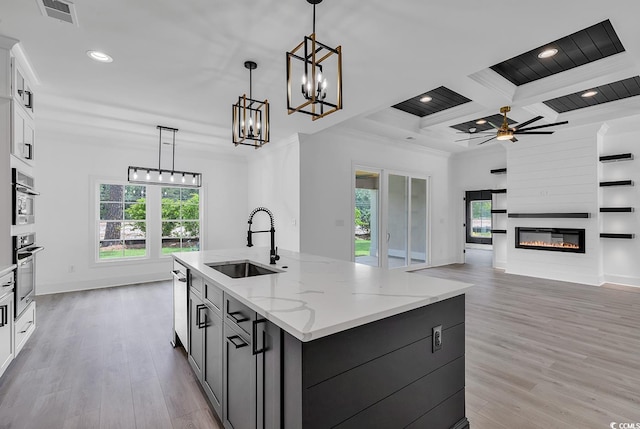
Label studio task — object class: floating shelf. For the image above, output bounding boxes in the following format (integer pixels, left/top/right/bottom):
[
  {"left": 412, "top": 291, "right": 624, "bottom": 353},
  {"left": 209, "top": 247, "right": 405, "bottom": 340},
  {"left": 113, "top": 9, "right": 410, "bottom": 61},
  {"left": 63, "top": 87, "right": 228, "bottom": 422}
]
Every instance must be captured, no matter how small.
[
  {"left": 600, "top": 207, "right": 634, "bottom": 213},
  {"left": 508, "top": 213, "right": 590, "bottom": 218},
  {"left": 491, "top": 229, "right": 507, "bottom": 234},
  {"left": 491, "top": 209, "right": 507, "bottom": 214},
  {"left": 491, "top": 189, "right": 507, "bottom": 194},
  {"left": 600, "top": 180, "right": 634, "bottom": 187},
  {"left": 599, "top": 153, "right": 634, "bottom": 163},
  {"left": 600, "top": 233, "right": 635, "bottom": 239},
  {"left": 490, "top": 168, "right": 507, "bottom": 174}
]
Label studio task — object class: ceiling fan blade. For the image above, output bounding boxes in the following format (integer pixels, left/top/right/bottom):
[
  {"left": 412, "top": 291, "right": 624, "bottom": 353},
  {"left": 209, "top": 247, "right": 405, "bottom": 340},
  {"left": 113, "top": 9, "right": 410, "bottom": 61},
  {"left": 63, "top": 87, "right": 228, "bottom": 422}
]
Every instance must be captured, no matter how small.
[
  {"left": 514, "top": 131, "right": 554, "bottom": 135},
  {"left": 455, "top": 131, "right": 494, "bottom": 134},
  {"left": 478, "top": 136, "right": 497, "bottom": 145},
  {"left": 513, "top": 116, "right": 543, "bottom": 130},
  {"left": 510, "top": 137, "right": 518, "bottom": 143},
  {"left": 516, "top": 121, "right": 569, "bottom": 132},
  {"left": 486, "top": 121, "right": 500, "bottom": 130},
  {"left": 455, "top": 135, "right": 494, "bottom": 142}
]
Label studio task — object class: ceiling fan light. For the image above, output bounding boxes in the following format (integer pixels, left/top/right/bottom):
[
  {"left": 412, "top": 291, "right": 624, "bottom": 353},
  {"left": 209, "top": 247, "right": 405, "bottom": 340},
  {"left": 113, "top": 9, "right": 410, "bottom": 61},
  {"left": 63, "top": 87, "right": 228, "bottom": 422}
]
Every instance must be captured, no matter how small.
[
  {"left": 496, "top": 130, "right": 513, "bottom": 141},
  {"left": 538, "top": 48, "right": 558, "bottom": 59}
]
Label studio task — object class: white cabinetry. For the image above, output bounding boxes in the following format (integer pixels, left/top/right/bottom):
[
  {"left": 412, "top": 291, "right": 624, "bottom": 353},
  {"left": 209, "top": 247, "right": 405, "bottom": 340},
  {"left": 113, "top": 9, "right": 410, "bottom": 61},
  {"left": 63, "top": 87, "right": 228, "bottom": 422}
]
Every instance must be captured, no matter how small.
[
  {"left": 0, "top": 288, "right": 14, "bottom": 378},
  {"left": 14, "top": 300, "right": 35, "bottom": 356}
]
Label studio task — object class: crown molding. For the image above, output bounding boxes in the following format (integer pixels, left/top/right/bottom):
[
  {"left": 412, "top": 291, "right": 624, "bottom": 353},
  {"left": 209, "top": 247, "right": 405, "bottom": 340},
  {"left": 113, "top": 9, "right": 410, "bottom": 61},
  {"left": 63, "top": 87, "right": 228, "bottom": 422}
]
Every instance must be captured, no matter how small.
[
  {"left": 12, "top": 43, "right": 40, "bottom": 85},
  {"left": 0, "top": 35, "right": 18, "bottom": 50}
]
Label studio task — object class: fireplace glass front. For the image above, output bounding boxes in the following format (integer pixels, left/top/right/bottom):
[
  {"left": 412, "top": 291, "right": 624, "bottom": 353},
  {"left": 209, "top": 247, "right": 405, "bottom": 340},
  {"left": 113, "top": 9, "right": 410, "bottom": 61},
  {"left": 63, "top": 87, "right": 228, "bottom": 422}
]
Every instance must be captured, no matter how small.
[{"left": 515, "top": 227, "right": 585, "bottom": 253}]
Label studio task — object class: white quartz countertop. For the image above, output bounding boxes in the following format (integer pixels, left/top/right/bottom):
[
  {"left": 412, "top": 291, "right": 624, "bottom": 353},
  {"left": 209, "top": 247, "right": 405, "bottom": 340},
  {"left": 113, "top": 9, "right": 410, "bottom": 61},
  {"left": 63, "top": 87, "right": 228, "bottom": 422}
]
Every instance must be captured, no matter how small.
[
  {"left": 0, "top": 265, "right": 16, "bottom": 278},
  {"left": 173, "top": 248, "right": 472, "bottom": 342}
]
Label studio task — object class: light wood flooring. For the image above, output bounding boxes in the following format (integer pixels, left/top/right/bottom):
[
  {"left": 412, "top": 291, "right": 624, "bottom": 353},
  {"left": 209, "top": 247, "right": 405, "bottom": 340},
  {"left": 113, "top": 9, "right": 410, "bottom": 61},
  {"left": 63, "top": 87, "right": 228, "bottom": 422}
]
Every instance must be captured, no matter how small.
[
  {"left": 0, "top": 254, "right": 639, "bottom": 428},
  {"left": 415, "top": 248, "right": 640, "bottom": 429}
]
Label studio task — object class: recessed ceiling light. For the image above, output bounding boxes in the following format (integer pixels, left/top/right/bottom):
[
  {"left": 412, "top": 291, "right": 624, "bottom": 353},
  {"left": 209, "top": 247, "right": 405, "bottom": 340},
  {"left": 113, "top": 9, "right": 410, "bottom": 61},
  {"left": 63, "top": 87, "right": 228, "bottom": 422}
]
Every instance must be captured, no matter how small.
[
  {"left": 419, "top": 96, "right": 432, "bottom": 103},
  {"left": 87, "top": 50, "right": 113, "bottom": 63},
  {"left": 537, "top": 48, "right": 558, "bottom": 59},
  {"left": 468, "top": 127, "right": 477, "bottom": 133},
  {"left": 581, "top": 90, "right": 598, "bottom": 98},
  {"left": 475, "top": 119, "right": 487, "bottom": 125}
]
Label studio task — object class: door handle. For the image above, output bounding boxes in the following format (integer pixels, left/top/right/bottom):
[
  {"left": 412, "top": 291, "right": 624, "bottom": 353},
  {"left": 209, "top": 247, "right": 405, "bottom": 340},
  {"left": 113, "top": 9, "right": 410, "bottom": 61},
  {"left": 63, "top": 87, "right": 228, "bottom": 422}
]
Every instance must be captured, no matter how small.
[
  {"left": 252, "top": 319, "right": 267, "bottom": 355},
  {"left": 196, "top": 304, "right": 206, "bottom": 329},
  {"left": 386, "top": 232, "right": 391, "bottom": 242},
  {"left": 171, "top": 270, "right": 187, "bottom": 282},
  {"left": 227, "top": 335, "right": 248, "bottom": 349}
]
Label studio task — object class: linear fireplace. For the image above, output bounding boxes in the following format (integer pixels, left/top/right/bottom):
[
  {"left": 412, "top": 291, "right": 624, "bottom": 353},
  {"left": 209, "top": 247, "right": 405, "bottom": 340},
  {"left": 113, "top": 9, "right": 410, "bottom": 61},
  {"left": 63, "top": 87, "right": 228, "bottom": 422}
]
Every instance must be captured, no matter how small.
[{"left": 515, "top": 227, "right": 585, "bottom": 253}]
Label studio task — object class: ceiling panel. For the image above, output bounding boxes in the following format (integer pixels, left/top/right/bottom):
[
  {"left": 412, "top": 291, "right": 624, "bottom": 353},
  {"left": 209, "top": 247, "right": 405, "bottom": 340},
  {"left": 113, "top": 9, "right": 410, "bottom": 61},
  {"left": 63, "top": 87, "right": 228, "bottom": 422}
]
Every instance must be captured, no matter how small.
[
  {"left": 543, "top": 76, "right": 640, "bottom": 113},
  {"left": 392, "top": 86, "right": 472, "bottom": 117},
  {"left": 450, "top": 114, "right": 516, "bottom": 133},
  {"left": 490, "top": 20, "right": 625, "bottom": 86}
]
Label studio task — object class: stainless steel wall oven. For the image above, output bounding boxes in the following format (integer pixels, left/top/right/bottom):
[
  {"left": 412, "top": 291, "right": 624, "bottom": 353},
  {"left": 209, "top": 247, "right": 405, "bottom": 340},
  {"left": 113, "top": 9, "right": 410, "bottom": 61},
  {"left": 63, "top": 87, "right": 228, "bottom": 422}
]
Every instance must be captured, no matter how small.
[
  {"left": 12, "top": 169, "right": 38, "bottom": 226},
  {"left": 13, "top": 234, "right": 43, "bottom": 317}
]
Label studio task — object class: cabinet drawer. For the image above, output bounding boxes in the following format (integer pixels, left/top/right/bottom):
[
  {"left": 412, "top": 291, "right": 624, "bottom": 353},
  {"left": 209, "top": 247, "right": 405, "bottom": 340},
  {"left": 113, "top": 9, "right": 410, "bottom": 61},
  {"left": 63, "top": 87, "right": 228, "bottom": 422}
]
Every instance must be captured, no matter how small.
[
  {"left": 224, "top": 293, "right": 255, "bottom": 336},
  {"left": 15, "top": 301, "right": 36, "bottom": 356},
  {"left": 190, "top": 272, "right": 204, "bottom": 296},
  {"left": 205, "top": 282, "right": 222, "bottom": 314}
]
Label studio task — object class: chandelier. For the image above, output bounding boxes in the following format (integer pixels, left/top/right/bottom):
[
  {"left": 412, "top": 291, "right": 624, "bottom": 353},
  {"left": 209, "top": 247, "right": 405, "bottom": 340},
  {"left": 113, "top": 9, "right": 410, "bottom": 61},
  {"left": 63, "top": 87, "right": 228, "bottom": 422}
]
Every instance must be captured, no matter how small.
[
  {"left": 128, "top": 126, "right": 202, "bottom": 188},
  {"left": 232, "top": 61, "right": 270, "bottom": 148},
  {"left": 286, "top": 0, "right": 342, "bottom": 121}
]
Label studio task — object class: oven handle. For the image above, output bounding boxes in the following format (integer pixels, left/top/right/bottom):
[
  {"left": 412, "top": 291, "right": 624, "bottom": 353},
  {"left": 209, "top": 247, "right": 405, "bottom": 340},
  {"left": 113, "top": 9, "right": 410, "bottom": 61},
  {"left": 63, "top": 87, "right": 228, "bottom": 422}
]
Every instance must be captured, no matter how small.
[
  {"left": 17, "top": 254, "right": 34, "bottom": 265},
  {"left": 25, "top": 246, "right": 44, "bottom": 255},
  {"left": 14, "top": 184, "right": 40, "bottom": 196}
]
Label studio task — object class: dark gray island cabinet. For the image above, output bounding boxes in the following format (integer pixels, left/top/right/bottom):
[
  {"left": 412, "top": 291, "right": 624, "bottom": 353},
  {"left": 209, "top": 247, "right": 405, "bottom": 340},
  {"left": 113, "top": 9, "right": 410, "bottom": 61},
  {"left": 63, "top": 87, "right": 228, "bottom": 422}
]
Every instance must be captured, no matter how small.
[{"left": 174, "top": 250, "right": 471, "bottom": 429}]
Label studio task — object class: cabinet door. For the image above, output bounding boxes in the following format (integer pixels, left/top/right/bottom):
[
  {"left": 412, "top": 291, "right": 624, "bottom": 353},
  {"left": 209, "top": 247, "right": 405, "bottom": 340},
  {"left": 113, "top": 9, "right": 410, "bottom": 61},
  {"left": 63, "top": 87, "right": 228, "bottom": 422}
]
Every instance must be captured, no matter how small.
[
  {"left": 0, "top": 293, "right": 14, "bottom": 376},
  {"left": 188, "top": 293, "right": 205, "bottom": 380},
  {"left": 204, "top": 307, "right": 223, "bottom": 417},
  {"left": 224, "top": 323, "right": 255, "bottom": 429},
  {"left": 256, "top": 320, "right": 281, "bottom": 429}
]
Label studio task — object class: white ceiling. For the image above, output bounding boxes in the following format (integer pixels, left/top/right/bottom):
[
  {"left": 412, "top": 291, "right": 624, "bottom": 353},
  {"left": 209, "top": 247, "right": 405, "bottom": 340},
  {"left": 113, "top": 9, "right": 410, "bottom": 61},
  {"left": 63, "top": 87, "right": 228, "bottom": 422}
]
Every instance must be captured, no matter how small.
[{"left": 2, "top": 0, "right": 640, "bottom": 155}]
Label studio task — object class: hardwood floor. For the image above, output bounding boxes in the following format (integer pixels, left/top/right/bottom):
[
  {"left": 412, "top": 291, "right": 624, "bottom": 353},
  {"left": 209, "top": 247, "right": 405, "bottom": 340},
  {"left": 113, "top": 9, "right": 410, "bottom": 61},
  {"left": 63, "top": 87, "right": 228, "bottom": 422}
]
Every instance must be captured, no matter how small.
[
  {"left": 416, "top": 249, "right": 640, "bottom": 429},
  {"left": 0, "top": 282, "right": 222, "bottom": 429},
  {"left": 1, "top": 256, "right": 639, "bottom": 428}
]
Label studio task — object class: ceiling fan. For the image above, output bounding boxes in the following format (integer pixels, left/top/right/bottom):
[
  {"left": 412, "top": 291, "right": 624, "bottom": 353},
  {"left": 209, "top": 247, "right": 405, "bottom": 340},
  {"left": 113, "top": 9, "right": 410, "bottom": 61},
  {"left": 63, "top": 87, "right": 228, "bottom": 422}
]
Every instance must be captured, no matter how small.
[{"left": 456, "top": 106, "right": 568, "bottom": 145}]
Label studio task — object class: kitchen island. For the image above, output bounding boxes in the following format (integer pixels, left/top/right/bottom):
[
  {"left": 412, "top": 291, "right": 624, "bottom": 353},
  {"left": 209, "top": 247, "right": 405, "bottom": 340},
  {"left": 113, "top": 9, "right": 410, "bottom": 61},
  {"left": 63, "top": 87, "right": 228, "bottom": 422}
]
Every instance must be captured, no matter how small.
[{"left": 173, "top": 248, "right": 472, "bottom": 429}]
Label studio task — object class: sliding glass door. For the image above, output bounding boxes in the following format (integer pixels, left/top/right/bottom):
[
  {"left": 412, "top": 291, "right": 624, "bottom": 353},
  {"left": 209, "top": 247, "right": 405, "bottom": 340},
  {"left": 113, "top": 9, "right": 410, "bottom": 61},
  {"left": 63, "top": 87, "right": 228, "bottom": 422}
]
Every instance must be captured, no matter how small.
[{"left": 353, "top": 166, "right": 429, "bottom": 270}]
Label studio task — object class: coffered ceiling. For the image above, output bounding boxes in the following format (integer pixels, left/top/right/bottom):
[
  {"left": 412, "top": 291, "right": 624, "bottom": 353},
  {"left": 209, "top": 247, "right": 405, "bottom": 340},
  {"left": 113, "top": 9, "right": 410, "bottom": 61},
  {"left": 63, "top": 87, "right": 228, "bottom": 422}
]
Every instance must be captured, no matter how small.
[{"left": 1, "top": 1, "right": 640, "bottom": 155}]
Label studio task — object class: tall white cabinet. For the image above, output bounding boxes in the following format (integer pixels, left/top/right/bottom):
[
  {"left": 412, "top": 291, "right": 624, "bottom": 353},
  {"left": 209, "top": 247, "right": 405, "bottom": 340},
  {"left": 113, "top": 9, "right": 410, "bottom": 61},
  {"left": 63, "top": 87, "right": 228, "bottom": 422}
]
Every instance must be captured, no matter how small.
[{"left": 0, "top": 34, "right": 38, "bottom": 370}]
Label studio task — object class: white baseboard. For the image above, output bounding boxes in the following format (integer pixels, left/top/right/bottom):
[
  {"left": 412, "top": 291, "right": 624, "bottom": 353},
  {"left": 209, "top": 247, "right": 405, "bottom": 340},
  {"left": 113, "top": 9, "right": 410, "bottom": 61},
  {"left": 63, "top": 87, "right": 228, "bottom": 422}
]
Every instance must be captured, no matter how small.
[
  {"left": 601, "top": 274, "right": 640, "bottom": 288},
  {"left": 37, "top": 272, "right": 171, "bottom": 295}
]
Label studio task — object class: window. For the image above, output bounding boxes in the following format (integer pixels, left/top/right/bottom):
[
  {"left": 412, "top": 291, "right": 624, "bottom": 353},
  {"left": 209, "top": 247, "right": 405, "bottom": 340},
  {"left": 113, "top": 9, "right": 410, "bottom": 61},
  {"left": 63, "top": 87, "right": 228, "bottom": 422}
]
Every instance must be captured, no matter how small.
[
  {"left": 465, "top": 190, "right": 492, "bottom": 245},
  {"left": 161, "top": 187, "right": 200, "bottom": 254},
  {"left": 95, "top": 181, "right": 202, "bottom": 262},
  {"left": 98, "top": 184, "right": 147, "bottom": 259}
]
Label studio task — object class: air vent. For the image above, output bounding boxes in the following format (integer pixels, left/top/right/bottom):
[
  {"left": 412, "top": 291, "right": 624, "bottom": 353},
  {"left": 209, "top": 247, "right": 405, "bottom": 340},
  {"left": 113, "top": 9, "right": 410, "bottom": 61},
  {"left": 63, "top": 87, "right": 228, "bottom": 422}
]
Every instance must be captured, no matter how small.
[{"left": 37, "top": 0, "right": 79, "bottom": 26}]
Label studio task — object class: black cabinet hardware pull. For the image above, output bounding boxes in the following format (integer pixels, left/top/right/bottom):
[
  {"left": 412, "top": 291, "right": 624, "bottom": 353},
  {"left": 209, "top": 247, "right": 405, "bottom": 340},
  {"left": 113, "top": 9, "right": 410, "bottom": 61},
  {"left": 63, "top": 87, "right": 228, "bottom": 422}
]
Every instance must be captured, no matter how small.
[
  {"left": 171, "top": 270, "right": 187, "bottom": 282},
  {"left": 25, "top": 90, "right": 33, "bottom": 110},
  {"left": 252, "top": 319, "right": 267, "bottom": 355},
  {"left": 0, "top": 305, "right": 6, "bottom": 327},
  {"left": 228, "top": 311, "right": 249, "bottom": 323},
  {"left": 227, "top": 335, "right": 248, "bottom": 349},
  {"left": 196, "top": 304, "right": 206, "bottom": 328},
  {"left": 19, "top": 320, "right": 33, "bottom": 334}
]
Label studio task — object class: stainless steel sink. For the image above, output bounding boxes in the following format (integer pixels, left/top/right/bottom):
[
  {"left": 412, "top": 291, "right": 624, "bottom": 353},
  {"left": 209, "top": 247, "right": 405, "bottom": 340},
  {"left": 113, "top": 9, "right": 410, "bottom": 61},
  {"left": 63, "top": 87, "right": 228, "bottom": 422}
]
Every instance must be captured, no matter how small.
[{"left": 206, "top": 260, "right": 280, "bottom": 279}]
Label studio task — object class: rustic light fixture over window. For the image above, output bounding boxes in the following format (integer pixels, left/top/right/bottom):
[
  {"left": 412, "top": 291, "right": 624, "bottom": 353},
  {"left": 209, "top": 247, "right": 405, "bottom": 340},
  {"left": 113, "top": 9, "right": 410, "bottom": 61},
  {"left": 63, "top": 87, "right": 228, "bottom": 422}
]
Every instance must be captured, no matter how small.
[
  {"left": 128, "top": 126, "right": 202, "bottom": 188},
  {"left": 286, "top": 0, "right": 342, "bottom": 121},
  {"left": 233, "top": 61, "right": 270, "bottom": 148}
]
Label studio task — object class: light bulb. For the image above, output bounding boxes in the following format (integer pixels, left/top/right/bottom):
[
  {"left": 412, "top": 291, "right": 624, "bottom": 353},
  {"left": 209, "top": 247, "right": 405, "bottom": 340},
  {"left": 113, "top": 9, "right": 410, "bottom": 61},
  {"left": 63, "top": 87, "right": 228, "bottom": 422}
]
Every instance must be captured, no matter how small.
[
  {"left": 146, "top": 171, "right": 150, "bottom": 180},
  {"left": 158, "top": 172, "right": 163, "bottom": 181},
  {"left": 170, "top": 173, "right": 174, "bottom": 182},
  {"left": 322, "top": 79, "right": 327, "bottom": 89},
  {"left": 181, "top": 174, "right": 185, "bottom": 183},
  {"left": 301, "top": 74, "right": 306, "bottom": 84},
  {"left": 192, "top": 175, "right": 196, "bottom": 184},
  {"left": 133, "top": 170, "right": 138, "bottom": 180}
]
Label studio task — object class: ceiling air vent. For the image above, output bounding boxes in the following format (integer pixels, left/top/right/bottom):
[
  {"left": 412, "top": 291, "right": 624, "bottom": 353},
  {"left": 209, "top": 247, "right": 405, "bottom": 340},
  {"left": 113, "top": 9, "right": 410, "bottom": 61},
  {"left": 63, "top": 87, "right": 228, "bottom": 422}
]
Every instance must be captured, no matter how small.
[{"left": 37, "top": 0, "right": 79, "bottom": 26}]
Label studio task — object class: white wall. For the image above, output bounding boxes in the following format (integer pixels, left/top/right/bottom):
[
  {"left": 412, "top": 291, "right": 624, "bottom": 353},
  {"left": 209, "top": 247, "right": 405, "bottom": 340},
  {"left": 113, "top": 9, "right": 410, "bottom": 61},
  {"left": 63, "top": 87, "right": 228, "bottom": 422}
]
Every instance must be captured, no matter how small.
[
  {"left": 299, "top": 128, "right": 456, "bottom": 266},
  {"left": 450, "top": 144, "right": 507, "bottom": 265},
  {"left": 600, "top": 121, "right": 640, "bottom": 287},
  {"left": 35, "top": 123, "right": 248, "bottom": 295},
  {"left": 246, "top": 135, "right": 300, "bottom": 252},
  {"left": 505, "top": 125, "right": 601, "bottom": 285}
]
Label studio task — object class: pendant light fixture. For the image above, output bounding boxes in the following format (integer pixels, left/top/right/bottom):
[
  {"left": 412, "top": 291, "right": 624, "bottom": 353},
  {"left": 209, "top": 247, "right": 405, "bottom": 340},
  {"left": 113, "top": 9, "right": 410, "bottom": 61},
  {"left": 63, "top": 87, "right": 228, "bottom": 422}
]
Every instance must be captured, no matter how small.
[
  {"left": 233, "top": 61, "right": 270, "bottom": 148},
  {"left": 128, "top": 125, "right": 202, "bottom": 188},
  {"left": 286, "top": 0, "right": 342, "bottom": 121}
]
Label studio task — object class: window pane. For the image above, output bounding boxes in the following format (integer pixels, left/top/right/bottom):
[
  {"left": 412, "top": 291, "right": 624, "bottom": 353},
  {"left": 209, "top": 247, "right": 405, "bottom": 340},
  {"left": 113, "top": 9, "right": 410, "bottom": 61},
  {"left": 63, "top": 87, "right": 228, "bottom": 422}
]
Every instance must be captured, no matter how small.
[
  {"left": 100, "top": 221, "right": 123, "bottom": 240},
  {"left": 100, "top": 203, "right": 123, "bottom": 220},
  {"left": 124, "top": 221, "right": 146, "bottom": 240},
  {"left": 162, "top": 221, "right": 181, "bottom": 238},
  {"left": 182, "top": 221, "right": 199, "bottom": 237},
  {"left": 181, "top": 188, "right": 198, "bottom": 202},
  {"left": 470, "top": 200, "right": 492, "bottom": 238},
  {"left": 99, "top": 240, "right": 124, "bottom": 259},
  {"left": 124, "top": 185, "right": 145, "bottom": 202},
  {"left": 182, "top": 203, "right": 199, "bottom": 220},
  {"left": 124, "top": 202, "right": 145, "bottom": 220},
  {"left": 162, "top": 200, "right": 180, "bottom": 220},
  {"left": 124, "top": 239, "right": 146, "bottom": 258},
  {"left": 100, "top": 184, "right": 123, "bottom": 202},
  {"left": 162, "top": 237, "right": 181, "bottom": 254},
  {"left": 182, "top": 237, "right": 200, "bottom": 251}
]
